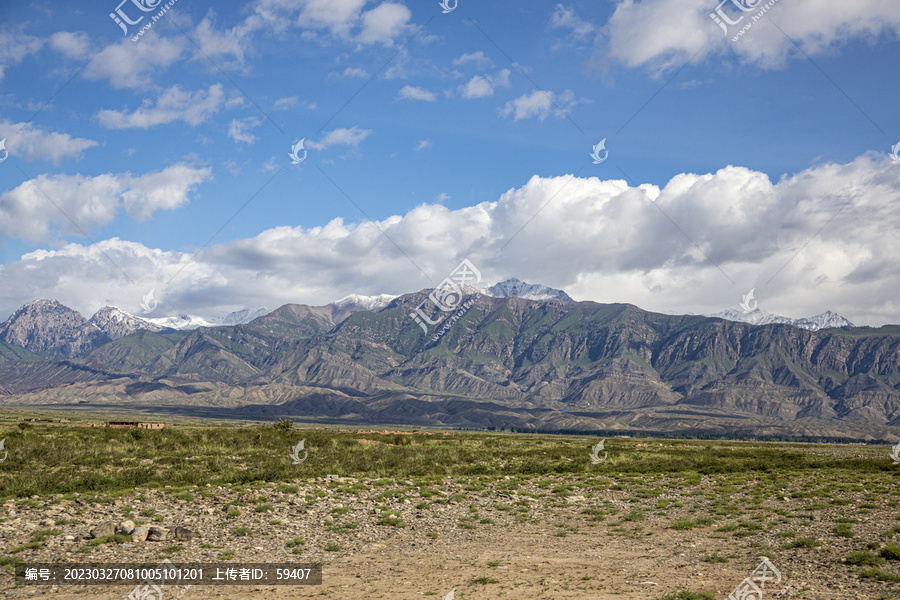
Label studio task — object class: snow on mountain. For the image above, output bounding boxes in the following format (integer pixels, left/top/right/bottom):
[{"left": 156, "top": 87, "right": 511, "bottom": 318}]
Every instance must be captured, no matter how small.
[
  {"left": 142, "top": 314, "right": 212, "bottom": 330},
  {"left": 709, "top": 308, "right": 853, "bottom": 331},
  {"left": 143, "top": 306, "right": 269, "bottom": 330},
  {"left": 793, "top": 310, "right": 855, "bottom": 330},
  {"left": 484, "top": 278, "right": 574, "bottom": 302},
  {"left": 213, "top": 307, "right": 270, "bottom": 326},
  {"left": 333, "top": 294, "right": 398, "bottom": 312},
  {"left": 89, "top": 306, "right": 168, "bottom": 340}
]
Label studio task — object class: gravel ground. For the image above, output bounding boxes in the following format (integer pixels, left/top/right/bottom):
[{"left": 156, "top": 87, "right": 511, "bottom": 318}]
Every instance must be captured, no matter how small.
[{"left": 1, "top": 473, "right": 899, "bottom": 599}]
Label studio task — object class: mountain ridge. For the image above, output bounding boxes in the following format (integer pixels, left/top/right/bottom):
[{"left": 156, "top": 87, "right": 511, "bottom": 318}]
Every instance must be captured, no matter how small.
[{"left": 0, "top": 292, "right": 896, "bottom": 439}]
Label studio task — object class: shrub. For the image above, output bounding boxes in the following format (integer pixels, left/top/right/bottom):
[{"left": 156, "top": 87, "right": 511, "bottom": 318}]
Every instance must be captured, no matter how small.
[
  {"left": 846, "top": 550, "right": 884, "bottom": 566},
  {"left": 880, "top": 543, "right": 900, "bottom": 561},
  {"left": 271, "top": 418, "right": 294, "bottom": 431}
]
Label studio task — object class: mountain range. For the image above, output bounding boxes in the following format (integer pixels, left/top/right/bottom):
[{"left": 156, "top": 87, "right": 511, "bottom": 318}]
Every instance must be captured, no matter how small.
[{"left": 0, "top": 279, "right": 896, "bottom": 440}]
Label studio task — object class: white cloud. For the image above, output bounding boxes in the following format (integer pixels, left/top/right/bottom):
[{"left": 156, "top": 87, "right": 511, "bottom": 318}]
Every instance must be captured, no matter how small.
[
  {"left": 274, "top": 96, "right": 298, "bottom": 110},
  {"left": 296, "top": 0, "right": 368, "bottom": 38},
  {"left": 191, "top": 13, "right": 251, "bottom": 71},
  {"left": 397, "top": 85, "right": 436, "bottom": 101},
  {"left": 458, "top": 69, "right": 511, "bottom": 99},
  {"left": 0, "top": 121, "right": 98, "bottom": 164},
  {"left": 84, "top": 32, "right": 185, "bottom": 89},
  {"left": 4, "top": 154, "right": 898, "bottom": 326},
  {"left": 48, "top": 31, "right": 91, "bottom": 60},
  {"left": 228, "top": 117, "right": 262, "bottom": 144},
  {"left": 97, "top": 84, "right": 227, "bottom": 129},
  {"left": 498, "top": 89, "right": 586, "bottom": 121},
  {"left": 453, "top": 51, "right": 493, "bottom": 69},
  {"left": 306, "top": 126, "right": 372, "bottom": 150},
  {"left": 357, "top": 2, "right": 413, "bottom": 45},
  {"left": 243, "top": 0, "right": 416, "bottom": 47},
  {"left": 0, "top": 164, "right": 212, "bottom": 242},
  {"left": 337, "top": 67, "right": 370, "bottom": 78},
  {"left": 550, "top": 4, "right": 595, "bottom": 40},
  {"left": 416, "top": 139, "right": 432, "bottom": 152},
  {"left": 0, "top": 31, "right": 42, "bottom": 81},
  {"left": 603, "top": 0, "right": 900, "bottom": 72}
]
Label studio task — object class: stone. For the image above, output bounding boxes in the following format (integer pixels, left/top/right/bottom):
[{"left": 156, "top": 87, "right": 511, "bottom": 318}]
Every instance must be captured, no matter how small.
[
  {"left": 147, "top": 527, "right": 168, "bottom": 542},
  {"left": 173, "top": 526, "right": 193, "bottom": 541},
  {"left": 131, "top": 526, "right": 149, "bottom": 542},
  {"left": 118, "top": 520, "right": 136, "bottom": 535},
  {"left": 90, "top": 521, "right": 116, "bottom": 539}
]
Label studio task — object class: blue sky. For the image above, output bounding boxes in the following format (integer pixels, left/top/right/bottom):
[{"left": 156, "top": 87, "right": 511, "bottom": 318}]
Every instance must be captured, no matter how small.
[{"left": 0, "top": 0, "right": 898, "bottom": 325}]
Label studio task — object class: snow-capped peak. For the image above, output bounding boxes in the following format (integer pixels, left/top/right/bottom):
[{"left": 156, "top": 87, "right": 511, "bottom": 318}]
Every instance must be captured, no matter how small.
[
  {"left": 89, "top": 306, "right": 168, "bottom": 340},
  {"left": 484, "top": 278, "right": 574, "bottom": 302}
]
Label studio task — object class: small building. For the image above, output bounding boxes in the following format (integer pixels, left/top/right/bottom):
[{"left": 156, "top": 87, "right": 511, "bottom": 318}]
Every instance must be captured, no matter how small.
[{"left": 106, "top": 421, "right": 165, "bottom": 429}]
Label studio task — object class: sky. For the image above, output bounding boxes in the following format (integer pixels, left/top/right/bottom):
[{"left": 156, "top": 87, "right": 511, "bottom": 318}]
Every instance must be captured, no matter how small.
[{"left": 0, "top": 0, "right": 898, "bottom": 326}]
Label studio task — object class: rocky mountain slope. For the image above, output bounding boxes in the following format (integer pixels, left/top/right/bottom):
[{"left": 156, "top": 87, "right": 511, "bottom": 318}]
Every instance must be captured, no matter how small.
[{"left": 0, "top": 300, "right": 109, "bottom": 359}]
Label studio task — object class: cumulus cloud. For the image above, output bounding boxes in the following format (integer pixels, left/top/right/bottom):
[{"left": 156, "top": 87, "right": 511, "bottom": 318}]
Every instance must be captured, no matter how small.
[
  {"left": 84, "top": 32, "right": 185, "bottom": 89},
  {"left": 0, "top": 164, "right": 212, "bottom": 241},
  {"left": 458, "top": 69, "right": 511, "bottom": 99},
  {"left": 48, "top": 31, "right": 91, "bottom": 60},
  {"left": 2, "top": 154, "right": 898, "bottom": 326},
  {"left": 306, "top": 126, "right": 372, "bottom": 150},
  {"left": 0, "top": 121, "right": 98, "bottom": 164},
  {"left": 296, "top": 0, "right": 368, "bottom": 38},
  {"left": 397, "top": 85, "right": 436, "bottom": 101},
  {"left": 97, "top": 84, "right": 227, "bottom": 129},
  {"left": 357, "top": 2, "right": 413, "bottom": 45},
  {"left": 603, "top": 0, "right": 900, "bottom": 72},
  {"left": 416, "top": 139, "right": 432, "bottom": 151},
  {"left": 498, "top": 89, "right": 586, "bottom": 120}
]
